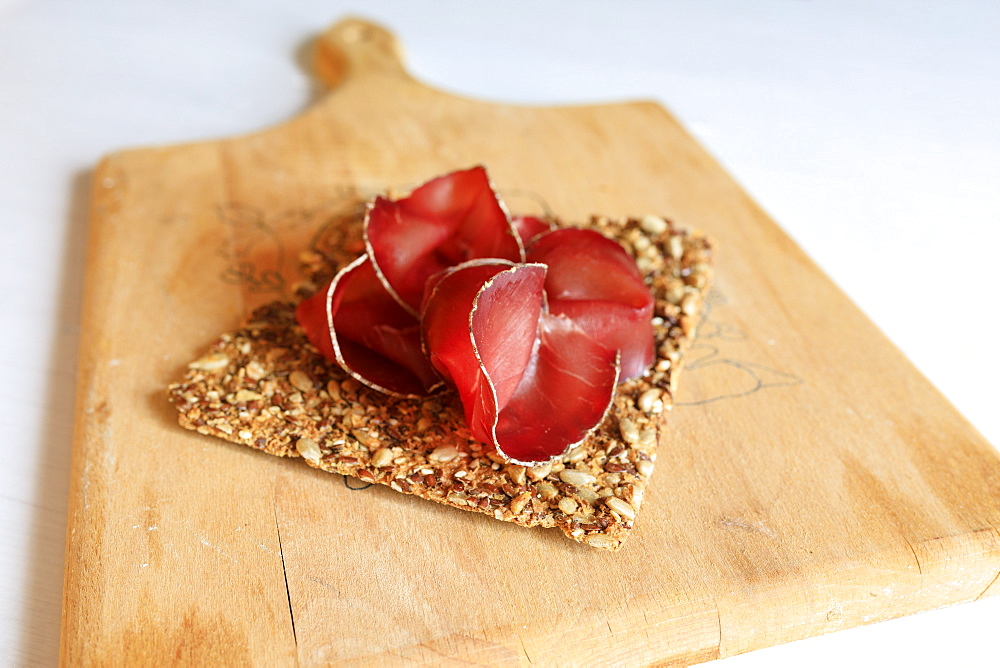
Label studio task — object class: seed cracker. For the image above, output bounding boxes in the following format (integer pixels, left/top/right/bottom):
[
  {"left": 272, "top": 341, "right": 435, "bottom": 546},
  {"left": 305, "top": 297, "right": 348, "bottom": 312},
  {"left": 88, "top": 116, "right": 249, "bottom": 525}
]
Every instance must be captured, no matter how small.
[{"left": 168, "top": 214, "right": 713, "bottom": 550}]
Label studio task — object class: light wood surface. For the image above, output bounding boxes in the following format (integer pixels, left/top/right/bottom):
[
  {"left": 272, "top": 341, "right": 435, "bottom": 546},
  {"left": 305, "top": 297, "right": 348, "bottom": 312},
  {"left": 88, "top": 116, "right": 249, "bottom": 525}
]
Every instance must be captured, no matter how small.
[{"left": 61, "top": 18, "right": 1000, "bottom": 666}]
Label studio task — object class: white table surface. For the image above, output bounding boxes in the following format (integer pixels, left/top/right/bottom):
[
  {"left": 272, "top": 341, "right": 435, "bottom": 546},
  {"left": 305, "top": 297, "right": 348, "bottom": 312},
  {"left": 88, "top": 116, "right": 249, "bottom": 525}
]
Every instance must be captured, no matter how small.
[{"left": 2, "top": 1, "right": 997, "bottom": 665}]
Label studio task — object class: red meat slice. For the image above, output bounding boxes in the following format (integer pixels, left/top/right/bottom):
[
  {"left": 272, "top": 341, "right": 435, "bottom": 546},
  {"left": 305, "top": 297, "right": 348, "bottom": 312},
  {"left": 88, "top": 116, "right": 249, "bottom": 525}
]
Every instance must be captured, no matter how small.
[
  {"left": 295, "top": 256, "right": 440, "bottom": 397},
  {"left": 493, "top": 312, "right": 619, "bottom": 464},
  {"left": 421, "top": 261, "right": 619, "bottom": 465},
  {"left": 365, "top": 166, "right": 523, "bottom": 314},
  {"left": 526, "top": 228, "right": 655, "bottom": 379},
  {"left": 511, "top": 214, "right": 555, "bottom": 246}
]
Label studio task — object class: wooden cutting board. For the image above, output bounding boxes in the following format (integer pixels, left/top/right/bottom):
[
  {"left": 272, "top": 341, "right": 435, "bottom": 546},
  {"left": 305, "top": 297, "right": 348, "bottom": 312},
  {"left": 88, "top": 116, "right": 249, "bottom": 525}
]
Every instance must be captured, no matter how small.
[{"left": 61, "top": 18, "right": 1000, "bottom": 666}]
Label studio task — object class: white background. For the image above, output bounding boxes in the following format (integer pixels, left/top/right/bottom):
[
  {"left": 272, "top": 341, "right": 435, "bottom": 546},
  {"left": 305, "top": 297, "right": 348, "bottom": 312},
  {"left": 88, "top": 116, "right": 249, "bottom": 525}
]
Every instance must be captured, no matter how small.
[{"left": 2, "top": 1, "right": 997, "bottom": 665}]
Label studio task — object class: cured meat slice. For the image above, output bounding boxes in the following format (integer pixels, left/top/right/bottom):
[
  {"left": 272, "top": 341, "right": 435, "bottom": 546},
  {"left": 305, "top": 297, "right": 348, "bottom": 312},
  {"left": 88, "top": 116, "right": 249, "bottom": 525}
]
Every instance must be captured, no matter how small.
[
  {"left": 365, "top": 166, "right": 523, "bottom": 314},
  {"left": 492, "top": 312, "right": 619, "bottom": 464},
  {"left": 526, "top": 228, "right": 655, "bottom": 379},
  {"left": 420, "top": 260, "right": 518, "bottom": 392},
  {"left": 422, "top": 261, "right": 619, "bottom": 465},
  {"left": 295, "top": 256, "right": 440, "bottom": 397},
  {"left": 511, "top": 214, "right": 555, "bottom": 246}
]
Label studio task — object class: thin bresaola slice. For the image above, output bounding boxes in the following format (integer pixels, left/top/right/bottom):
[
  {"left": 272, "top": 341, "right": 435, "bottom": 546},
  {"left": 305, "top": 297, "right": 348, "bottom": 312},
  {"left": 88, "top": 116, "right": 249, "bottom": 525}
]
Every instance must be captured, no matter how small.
[
  {"left": 526, "top": 228, "right": 655, "bottom": 380},
  {"left": 511, "top": 214, "right": 556, "bottom": 246},
  {"left": 420, "top": 260, "right": 529, "bottom": 440},
  {"left": 365, "top": 166, "right": 524, "bottom": 314},
  {"left": 492, "top": 312, "right": 620, "bottom": 464},
  {"left": 419, "top": 259, "right": 520, "bottom": 393},
  {"left": 422, "top": 261, "right": 619, "bottom": 465},
  {"left": 296, "top": 255, "right": 440, "bottom": 397}
]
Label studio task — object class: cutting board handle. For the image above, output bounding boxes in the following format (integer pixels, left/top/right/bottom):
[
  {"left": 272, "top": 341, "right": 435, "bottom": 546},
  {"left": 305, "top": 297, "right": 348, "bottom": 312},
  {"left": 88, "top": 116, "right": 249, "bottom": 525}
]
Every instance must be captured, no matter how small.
[{"left": 313, "top": 18, "right": 409, "bottom": 90}]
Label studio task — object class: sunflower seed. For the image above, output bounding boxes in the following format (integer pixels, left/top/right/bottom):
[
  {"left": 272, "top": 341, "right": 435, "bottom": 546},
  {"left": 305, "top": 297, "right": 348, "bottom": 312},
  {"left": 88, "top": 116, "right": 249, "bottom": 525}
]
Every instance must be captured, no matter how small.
[
  {"left": 289, "top": 370, "right": 314, "bottom": 393},
  {"left": 244, "top": 360, "right": 266, "bottom": 381},
  {"left": 558, "top": 498, "right": 579, "bottom": 515},
  {"left": 325, "top": 380, "right": 341, "bottom": 400},
  {"left": 536, "top": 482, "right": 559, "bottom": 501},
  {"left": 605, "top": 497, "right": 636, "bottom": 520},
  {"left": 510, "top": 491, "right": 532, "bottom": 515},
  {"left": 584, "top": 534, "right": 619, "bottom": 549},
  {"left": 429, "top": 445, "right": 459, "bottom": 462},
  {"left": 667, "top": 234, "right": 685, "bottom": 259},
  {"left": 231, "top": 389, "right": 262, "bottom": 403},
  {"left": 638, "top": 388, "right": 664, "bottom": 414},
  {"left": 640, "top": 214, "right": 669, "bottom": 236},
  {"left": 506, "top": 465, "right": 527, "bottom": 486},
  {"left": 619, "top": 418, "right": 640, "bottom": 445},
  {"left": 527, "top": 461, "right": 552, "bottom": 481},
  {"left": 576, "top": 486, "right": 599, "bottom": 505},
  {"left": 371, "top": 447, "right": 394, "bottom": 468},
  {"left": 681, "top": 293, "right": 698, "bottom": 316},
  {"left": 295, "top": 437, "right": 321, "bottom": 462},
  {"left": 559, "top": 469, "right": 597, "bottom": 486}
]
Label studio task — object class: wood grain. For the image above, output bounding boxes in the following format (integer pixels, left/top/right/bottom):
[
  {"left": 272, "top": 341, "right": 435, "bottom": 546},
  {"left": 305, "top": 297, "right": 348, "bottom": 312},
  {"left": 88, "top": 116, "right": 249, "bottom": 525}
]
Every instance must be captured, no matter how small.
[{"left": 61, "top": 18, "right": 1000, "bottom": 666}]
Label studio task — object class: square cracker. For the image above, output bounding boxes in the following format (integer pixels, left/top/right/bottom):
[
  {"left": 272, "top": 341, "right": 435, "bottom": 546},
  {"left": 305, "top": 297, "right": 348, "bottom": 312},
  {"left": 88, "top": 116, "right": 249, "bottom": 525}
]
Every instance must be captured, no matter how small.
[{"left": 168, "top": 214, "right": 712, "bottom": 550}]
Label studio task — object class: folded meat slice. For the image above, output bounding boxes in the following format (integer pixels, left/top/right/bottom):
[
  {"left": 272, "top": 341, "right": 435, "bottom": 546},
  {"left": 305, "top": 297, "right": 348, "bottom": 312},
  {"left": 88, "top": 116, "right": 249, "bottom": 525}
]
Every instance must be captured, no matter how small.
[
  {"left": 421, "top": 261, "right": 619, "bottom": 465},
  {"left": 365, "top": 166, "right": 524, "bottom": 314},
  {"left": 419, "top": 260, "right": 521, "bottom": 392},
  {"left": 511, "top": 214, "right": 556, "bottom": 246},
  {"left": 526, "top": 228, "right": 655, "bottom": 380},
  {"left": 296, "top": 256, "right": 440, "bottom": 397},
  {"left": 493, "top": 312, "right": 620, "bottom": 464}
]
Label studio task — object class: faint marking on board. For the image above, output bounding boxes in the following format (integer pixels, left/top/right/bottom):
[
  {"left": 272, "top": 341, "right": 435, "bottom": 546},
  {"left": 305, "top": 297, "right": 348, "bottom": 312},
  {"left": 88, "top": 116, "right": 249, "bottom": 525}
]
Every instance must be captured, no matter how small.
[
  {"left": 212, "top": 184, "right": 557, "bottom": 298},
  {"left": 213, "top": 185, "right": 367, "bottom": 296},
  {"left": 676, "top": 290, "right": 803, "bottom": 407},
  {"left": 343, "top": 475, "right": 373, "bottom": 491}
]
